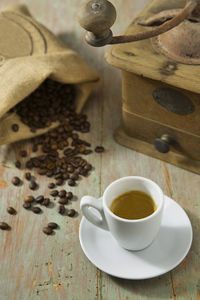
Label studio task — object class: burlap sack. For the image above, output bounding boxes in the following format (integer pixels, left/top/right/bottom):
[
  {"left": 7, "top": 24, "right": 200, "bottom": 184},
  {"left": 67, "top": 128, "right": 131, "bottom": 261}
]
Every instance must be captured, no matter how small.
[{"left": 0, "top": 4, "right": 100, "bottom": 145}]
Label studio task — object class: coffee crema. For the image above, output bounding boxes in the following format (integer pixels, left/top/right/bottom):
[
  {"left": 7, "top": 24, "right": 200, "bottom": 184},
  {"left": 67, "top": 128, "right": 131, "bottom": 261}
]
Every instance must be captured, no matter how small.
[{"left": 110, "top": 190, "right": 157, "bottom": 220}]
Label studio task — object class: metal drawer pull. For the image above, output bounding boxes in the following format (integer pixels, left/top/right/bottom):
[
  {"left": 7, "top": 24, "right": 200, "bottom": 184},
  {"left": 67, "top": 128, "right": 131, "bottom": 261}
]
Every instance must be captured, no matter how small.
[{"left": 154, "top": 134, "right": 174, "bottom": 153}]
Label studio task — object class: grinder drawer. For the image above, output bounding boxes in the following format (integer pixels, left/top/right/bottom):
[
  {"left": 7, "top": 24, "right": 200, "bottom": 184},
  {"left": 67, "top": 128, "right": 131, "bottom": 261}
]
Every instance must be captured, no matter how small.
[{"left": 123, "top": 110, "right": 200, "bottom": 161}]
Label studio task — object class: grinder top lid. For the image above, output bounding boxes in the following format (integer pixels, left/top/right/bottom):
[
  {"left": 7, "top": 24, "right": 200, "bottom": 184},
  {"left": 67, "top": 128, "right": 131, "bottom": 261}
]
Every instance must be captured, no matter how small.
[{"left": 105, "top": 0, "right": 200, "bottom": 95}]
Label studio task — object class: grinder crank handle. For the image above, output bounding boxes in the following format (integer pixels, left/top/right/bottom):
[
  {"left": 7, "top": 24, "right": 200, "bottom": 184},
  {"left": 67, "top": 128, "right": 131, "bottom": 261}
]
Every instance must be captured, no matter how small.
[{"left": 77, "top": 0, "right": 199, "bottom": 47}]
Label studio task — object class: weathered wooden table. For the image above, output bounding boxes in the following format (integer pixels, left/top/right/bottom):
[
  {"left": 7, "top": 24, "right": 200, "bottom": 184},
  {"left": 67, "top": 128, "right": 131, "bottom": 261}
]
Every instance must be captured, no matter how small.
[{"left": 0, "top": 0, "right": 199, "bottom": 299}]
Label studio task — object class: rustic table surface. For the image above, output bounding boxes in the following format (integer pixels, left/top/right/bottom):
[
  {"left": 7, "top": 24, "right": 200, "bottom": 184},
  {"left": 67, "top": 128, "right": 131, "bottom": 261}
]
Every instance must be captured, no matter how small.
[{"left": 0, "top": 0, "right": 199, "bottom": 299}]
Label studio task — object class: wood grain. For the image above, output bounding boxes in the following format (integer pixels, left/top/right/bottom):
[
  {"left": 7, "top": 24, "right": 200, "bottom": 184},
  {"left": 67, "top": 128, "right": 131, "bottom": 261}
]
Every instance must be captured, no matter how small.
[{"left": 0, "top": 0, "right": 199, "bottom": 300}]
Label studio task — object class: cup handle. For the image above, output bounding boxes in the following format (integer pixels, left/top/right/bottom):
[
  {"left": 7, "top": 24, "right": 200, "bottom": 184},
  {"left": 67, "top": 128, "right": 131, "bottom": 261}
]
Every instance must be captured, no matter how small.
[{"left": 80, "top": 196, "right": 109, "bottom": 231}]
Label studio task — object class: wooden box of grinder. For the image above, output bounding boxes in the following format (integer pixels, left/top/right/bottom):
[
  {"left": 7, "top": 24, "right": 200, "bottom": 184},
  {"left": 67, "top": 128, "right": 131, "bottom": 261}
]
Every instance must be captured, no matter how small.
[{"left": 106, "top": 0, "right": 200, "bottom": 174}]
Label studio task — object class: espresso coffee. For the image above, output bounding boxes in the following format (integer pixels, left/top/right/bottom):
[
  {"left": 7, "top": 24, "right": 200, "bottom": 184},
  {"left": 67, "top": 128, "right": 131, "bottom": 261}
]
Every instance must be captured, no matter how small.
[{"left": 110, "top": 190, "right": 157, "bottom": 220}]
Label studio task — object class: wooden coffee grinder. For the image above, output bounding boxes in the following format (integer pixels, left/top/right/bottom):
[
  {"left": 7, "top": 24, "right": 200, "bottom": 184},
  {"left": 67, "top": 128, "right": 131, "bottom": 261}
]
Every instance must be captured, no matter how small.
[{"left": 78, "top": 0, "right": 200, "bottom": 174}]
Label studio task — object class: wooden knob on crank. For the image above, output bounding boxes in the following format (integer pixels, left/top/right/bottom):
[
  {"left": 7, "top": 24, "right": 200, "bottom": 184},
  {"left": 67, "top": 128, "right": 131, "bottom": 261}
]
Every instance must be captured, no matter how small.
[
  {"left": 77, "top": 0, "right": 116, "bottom": 46},
  {"left": 154, "top": 134, "right": 174, "bottom": 153}
]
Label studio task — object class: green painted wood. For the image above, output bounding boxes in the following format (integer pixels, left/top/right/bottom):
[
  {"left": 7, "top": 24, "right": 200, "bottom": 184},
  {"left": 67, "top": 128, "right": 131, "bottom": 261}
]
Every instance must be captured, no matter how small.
[{"left": 0, "top": 0, "right": 199, "bottom": 300}]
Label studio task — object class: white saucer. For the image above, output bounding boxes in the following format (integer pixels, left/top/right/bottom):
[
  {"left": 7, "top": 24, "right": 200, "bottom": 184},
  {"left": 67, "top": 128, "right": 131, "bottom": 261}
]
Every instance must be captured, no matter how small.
[{"left": 79, "top": 195, "right": 193, "bottom": 280}]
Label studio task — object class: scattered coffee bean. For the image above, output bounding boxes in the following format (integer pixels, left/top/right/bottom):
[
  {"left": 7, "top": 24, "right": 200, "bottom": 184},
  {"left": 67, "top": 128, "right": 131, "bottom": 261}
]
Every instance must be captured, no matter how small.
[
  {"left": 48, "top": 183, "right": 56, "bottom": 189},
  {"left": 25, "top": 172, "right": 32, "bottom": 181},
  {"left": 95, "top": 146, "right": 105, "bottom": 153},
  {"left": 62, "top": 173, "right": 69, "bottom": 180},
  {"left": 36, "top": 195, "right": 44, "bottom": 203},
  {"left": 26, "top": 160, "right": 33, "bottom": 169},
  {"left": 24, "top": 195, "right": 35, "bottom": 203},
  {"left": 15, "top": 160, "right": 21, "bottom": 169},
  {"left": 9, "top": 81, "right": 106, "bottom": 229},
  {"left": 11, "top": 124, "right": 19, "bottom": 132},
  {"left": 83, "top": 149, "right": 93, "bottom": 155},
  {"left": 23, "top": 202, "right": 32, "bottom": 209},
  {"left": 7, "top": 207, "right": 17, "bottom": 215},
  {"left": 67, "top": 209, "right": 76, "bottom": 217},
  {"left": 12, "top": 176, "right": 21, "bottom": 186},
  {"left": 69, "top": 173, "right": 79, "bottom": 181},
  {"left": 58, "top": 190, "right": 66, "bottom": 198},
  {"left": 55, "top": 173, "right": 63, "bottom": 180},
  {"left": 68, "top": 179, "right": 75, "bottom": 187},
  {"left": 43, "top": 227, "right": 53, "bottom": 235},
  {"left": 58, "top": 205, "right": 65, "bottom": 215},
  {"left": 50, "top": 190, "right": 58, "bottom": 197},
  {"left": 0, "top": 222, "right": 10, "bottom": 230},
  {"left": 20, "top": 150, "right": 27, "bottom": 157},
  {"left": 67, "top": 166, "right": 74, "bottom": 173},
  {"left": 66, "top": 192, "right": 73, "bottom": 200},
  {"left": 84, "top": 164, "right": 92, "bottom": 171},
  {"left": 46, "top": 170, "right": 54, "bottom": 177},
  {"left": 48, "top": 222, "right": 58, "bottom": 229},
  {"left": 32, "top": 207, "right": 42, "bottom": 214},
  {"left": 29, "top": 181, "right": 37, "bottom": 190},
  {"left": 58, "top": 197, "right": 68, "bottom": 205},
  {"left": 38, "top": 169, "right": 47, "bottom": 175},
  {"left": 55, "top": 178, "right": 63, "bottom": 186},
  {"left": 42, "top": 198, "right": 50, "bottom": 207}
]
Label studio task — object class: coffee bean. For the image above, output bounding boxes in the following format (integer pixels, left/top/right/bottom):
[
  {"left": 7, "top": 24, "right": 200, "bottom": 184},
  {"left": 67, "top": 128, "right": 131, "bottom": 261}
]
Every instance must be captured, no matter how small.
[
  {"left": 25, "top": 160, "right": 33, "bottom": 169},
  {"left": 29, "top": 181, "right": 37, "bottom": 190},
  {"left": 32, "top": 144, "right": 38, "bottom": 152},
  {"left": 46, "top": 170, "right": 54, "bottom": 177},
  {"left": 11, "top": 124, "right": 19, "bottom": 132},
  {"left": 50, "top": 190, "right": 58, "bottom": 197},
  {"left": 72, "top": 133, "right": 78, "bottom": 140},
  {"left": 68, "top": 179, "right": 75, "bottom": 186},
  {"left": 25, "top": 172, "right": 32, "bottom": 181},
  {"left": 0, "top": 222, "right": 10, "bottom": 230},
  {"left": 55, "top": 173, "right": 63, "bottom": 180},
  {"left": 82, "top": 141, "right": 91, "bottom": 147},
  {"left": 24, "top": 195, "right": 35, "bottom": 203},
  {"left": 20, "top": 150, "right": 27, "bottom": 157},
  {"left": 84, "top": 164, "right": 92, "bottom": 171},
  {"left": 58, "top": 190, "right": 66, "bottom": 198},
  {"left": 43, "top": 227, "right": 53, "bottom": 235},
  {"left": 23, "top": 202, "right": 32, "bottom": 209},
  {"left": 67, "top": 209, "right": 76, "bottom": 217},
  {"left": 7, "top": 207, "right": 17, "bottom": 215},
  {"left": 79, "top": 146, "right": 86, "bottom": 153},
  {"left": 55, "top": 178, "right": 63, "bottom": 186},
  {"left": 67, "top": 166, "right": 74, "bottom": 173},
  {"left": 31, "top": 127, "right": 36, "bottom": 133},
  {"left": 32, "top": 207, "right": 42, "bottom": 214},
  {"left": 95, "top": 146, "right": 105, "bottom": 153},
  {"left": 58, "top": 205, "right": 65, "bottom": 215},
  {"left": 58, "top": 197, "right": 68, "bottom": 205},
  {"left": 42, "top": 198, "right": 50, "bottom": 207},
  {"left": 66, "top": 192, "right": 73, "bottom": 200},
  {"left": 79, "top": 169, "right": 88, "bottom": 177},
  {"left": 48, "top": 222, "right": 58, "bottom": 229},
  {"left": 15, "top": 160, "right": 21, "bottom": 169},
  {"left": 69, "top": 173, "right": 79, "bottom": 181},
  {"left": 36, "top": 195, "right": 44, "bottom": 203},
  {"left": 82, "top": 149, "right": 93, "bottom": 155},
  {"left": 12, "top": 176, "right": 21, "bottom": 186},
  {"left": 62, "top": 173, "right": 69, "bottom": 180},
  {"left": 38, "top": 169, "right": 47, "bottom": 175},
  {"left": 48, "top": 183, "right": 56, "bottom": 189}
]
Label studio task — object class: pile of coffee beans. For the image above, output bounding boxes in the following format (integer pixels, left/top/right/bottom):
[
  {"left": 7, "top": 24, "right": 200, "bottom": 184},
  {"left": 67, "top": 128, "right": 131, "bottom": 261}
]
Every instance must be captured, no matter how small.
[
  {"left": 2, "top": 79, "right": 105, "bottom": 234},
  {"left": 11, "top": 79, "right": 76, "bottom": 132},
  {"left": 24, "top": 125, "right": 93, "bottom": 186}
]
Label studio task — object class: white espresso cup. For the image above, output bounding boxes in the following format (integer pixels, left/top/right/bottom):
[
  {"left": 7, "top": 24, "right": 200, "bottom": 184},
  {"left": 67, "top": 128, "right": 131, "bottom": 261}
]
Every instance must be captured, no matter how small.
[{"left": 80, "top": 176, "right": 165, "bottom": 251}]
